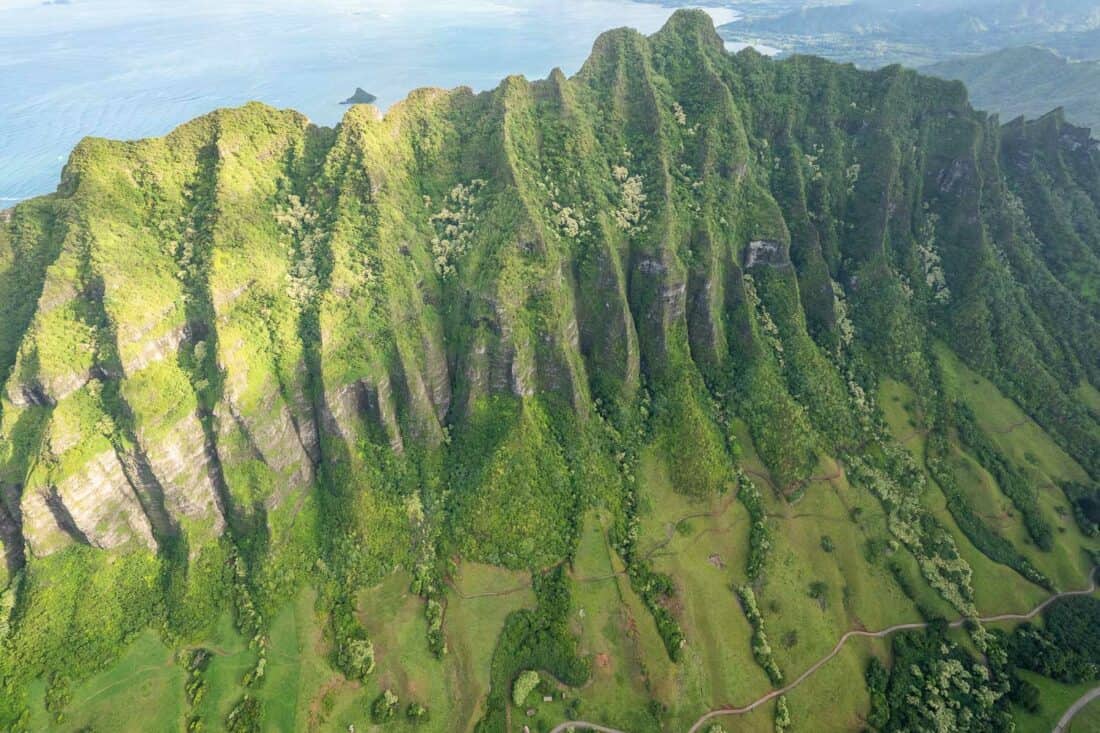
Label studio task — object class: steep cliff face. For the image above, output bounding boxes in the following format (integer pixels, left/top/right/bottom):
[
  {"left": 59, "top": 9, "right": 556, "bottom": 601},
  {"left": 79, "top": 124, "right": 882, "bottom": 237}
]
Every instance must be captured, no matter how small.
[{"left": 0, "top": 11, "right": 1098, "bottom": 726}]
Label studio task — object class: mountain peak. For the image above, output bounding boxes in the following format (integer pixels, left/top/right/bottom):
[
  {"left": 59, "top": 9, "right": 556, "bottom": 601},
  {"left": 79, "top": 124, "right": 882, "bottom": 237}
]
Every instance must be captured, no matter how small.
[{"left": 656, "top": 8, "right": 726, "bottom": 51}]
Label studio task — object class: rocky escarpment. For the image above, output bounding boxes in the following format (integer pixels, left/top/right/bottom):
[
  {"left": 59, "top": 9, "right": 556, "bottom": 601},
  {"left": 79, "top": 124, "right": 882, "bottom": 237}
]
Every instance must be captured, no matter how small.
[{"left": 0, "top": 9, "right": 1098, "bottom": 609}]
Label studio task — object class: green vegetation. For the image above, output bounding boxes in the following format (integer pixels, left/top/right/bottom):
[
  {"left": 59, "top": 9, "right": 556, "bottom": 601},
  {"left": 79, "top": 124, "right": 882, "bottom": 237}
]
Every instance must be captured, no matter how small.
[
  {"left": 926, "top": 47, "right": 1100, "bottom": 133},
  {"left": 736, "top": 585, "right": 783, "bottom": 687},
  {"left": 477, "top": 566, "right": 588, "bottom": 731},
  {"left": 371, "top": 688, "right": 400, "bottom": 723},
  {"left": 735, "top": 469, "right": 772, "bottom": 581},
  {"left": 866, "top": 624, "right": 1014, "bottom": 732},
  {"left": 0, "top": 9, "right": 1098, "bottom": 733},
  {"left": 1007, "top": 596, "right": 1100, "bottom": 683},
  {"left": 954, "top": 401, "right": 1052, "bottom": 551},
  {"left": 512, "top": 670, "right": 540, "bottom": 707}
]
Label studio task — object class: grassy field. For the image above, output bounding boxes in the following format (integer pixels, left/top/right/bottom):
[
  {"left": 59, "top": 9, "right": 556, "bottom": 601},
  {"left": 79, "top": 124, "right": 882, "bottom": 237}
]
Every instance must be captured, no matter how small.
[
  {"left": 566, "top": 510, "right": 657, "bottom": 732},
  {"left": 749, "top": 445, "right": 925, "bottom": 732},
  {"left": 358, "top": 561, "right": 536, "bottom": 733},
  {"left": 1078, "top": 381, "right": 1100, "bottom": 416},
  {"left": 935, "top": 345, "right": 1097, "bottom": 590},
  {"left": 257, "top": 587, "right": 367, "bottom": 733},
  {"left": 782, "top": 635, "right": 891, "bottom": 732},
  {"left": 191, "top": 612, "right": 256, "bottom": 728},
  {"left": 634, "top": 442, "right": 774, "bottom": 728},
  {"left": 444, "top": 562, "right": 536, "bottom": 732},
  {"left": 1069, "top": 693, "right": 1100, "bottom": 733},
  {"left": 49, "top": 630, "right": 184, "bottom": 732},
  {"left": 879, "top": 377, "right": 1076, "bottom": 612},
  {"left": 35, "top": 559, "right": 537, "bottom": 732},
  {"left": 1012, "top": 671, "right": 1098, "bottom": 733},
  {"left": 359, "top": 571, "right": 451, "bottom": 730}
]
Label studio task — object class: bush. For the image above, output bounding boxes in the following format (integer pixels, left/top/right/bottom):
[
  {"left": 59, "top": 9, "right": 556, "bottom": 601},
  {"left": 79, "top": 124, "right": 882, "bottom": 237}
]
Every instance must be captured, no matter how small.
[
  {"left": 736, "top": 471, "right": 772, "bottom": 581},
  {"left": 225, "top": 696, "right": 261, "bottom": 733},
  {"left": 406, "top": 702, "right": 429, "bottom": 724},
  {"left": 736, "top": 586, "right": 783, "bottom": 686},
  {"left": 371, "top": 689, "right": 399, "bottom": 723},
  {"left": 774, "top": 694, "right": 791, "bottom": 732},
  {"left": 331, "top": 597, "right": 374, "bottom": 681},
  {"left": 865, "top": 656, "right": 890, "bottom": 729},
  {"left": 1008, "top": 674, "right": 1040, "bottom": 713},
  {"left": 875, "top": 628, "right": 1013, "bottom": 731}
]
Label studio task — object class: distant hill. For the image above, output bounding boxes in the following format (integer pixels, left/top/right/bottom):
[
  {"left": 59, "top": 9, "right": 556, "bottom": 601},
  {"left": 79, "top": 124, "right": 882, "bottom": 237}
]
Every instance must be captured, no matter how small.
[
  {"left": 717, "top": 0, "right": 1100, "bottom": 68},
  {"left": 925, "top": 47, "right": 1100, "bottom": 133}
]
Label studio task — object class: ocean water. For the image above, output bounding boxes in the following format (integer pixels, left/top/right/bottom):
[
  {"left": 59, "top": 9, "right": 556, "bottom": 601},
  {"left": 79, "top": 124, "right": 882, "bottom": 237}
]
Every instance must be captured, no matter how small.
[{"left": 0, "top": 0, "right": 740, "bottom": 203}]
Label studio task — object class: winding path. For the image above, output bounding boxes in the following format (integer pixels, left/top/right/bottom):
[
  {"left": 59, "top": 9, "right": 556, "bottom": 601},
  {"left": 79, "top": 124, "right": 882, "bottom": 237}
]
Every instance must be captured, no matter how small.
[
  {"left": 1053, "top": 686, "right": 1100, "bottom": 733},
  {"left": 548, "top": 568, "right": 1097, "bottom": 733}
]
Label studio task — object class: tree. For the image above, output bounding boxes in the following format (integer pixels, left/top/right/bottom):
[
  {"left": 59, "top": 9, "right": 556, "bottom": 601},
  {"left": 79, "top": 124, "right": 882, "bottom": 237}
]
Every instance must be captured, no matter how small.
[
  {"left": 512, "top": 670, "right": 540, "bottom": 707},
  {"left": 337, "top": 637, "right": 375, "bottom": 681},
  {"left": 1009, "top": 674, "right": 1040, "bottom": 713}
]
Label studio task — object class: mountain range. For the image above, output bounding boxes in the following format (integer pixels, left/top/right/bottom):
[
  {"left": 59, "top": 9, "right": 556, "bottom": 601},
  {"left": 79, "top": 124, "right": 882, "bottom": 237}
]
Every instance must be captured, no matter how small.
[
  {"left": 924, "top": 46, "right": 1100, "bottom": 134},
  {"left": 0, "top": 10, "right": 1098, "bottom": 733}
]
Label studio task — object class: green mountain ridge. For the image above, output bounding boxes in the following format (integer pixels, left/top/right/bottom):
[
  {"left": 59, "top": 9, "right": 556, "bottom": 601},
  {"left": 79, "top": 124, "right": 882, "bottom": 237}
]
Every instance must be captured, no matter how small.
[
  {"left": 0, "top": 9, "right": 1099, "bottom": 732},
  {"left": 924, "top": 46, "right": 1100, "bottom": 135}
]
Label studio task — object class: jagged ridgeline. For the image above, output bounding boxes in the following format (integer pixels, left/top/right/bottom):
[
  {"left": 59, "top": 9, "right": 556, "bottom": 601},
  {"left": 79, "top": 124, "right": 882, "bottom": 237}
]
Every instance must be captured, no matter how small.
[{"left": 1, "top": 9, "right": 1099, "bottom": 732}]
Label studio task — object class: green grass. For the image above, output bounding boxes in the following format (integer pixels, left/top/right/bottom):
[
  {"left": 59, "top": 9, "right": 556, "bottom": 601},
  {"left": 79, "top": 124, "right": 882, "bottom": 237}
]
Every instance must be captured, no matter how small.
[
  {"left": 26, "top": 599, "right": 328, "bottom": 733},
  {"left": 1069, "top": 693, "right": 1100, "bottom": 733},
  {"left": 783, "top": 635, "right": 890, "bottom": 732},
  {"left": 192, "top": 612, "right": 256, "bottom": 728},
  {"left": 24, "top": 678, "right": 50, "bottom": 732},
  {"left": 442, "top": 562, "right": 536, "bottom": 732},
  {"left": 882, "top": 386, "right": 1044, "bottom": 613},
  {"left": 1012, "top": 671, "right": 1098, "bottom": 733},
  {"left": 936, "top": 344, "right": 1088, "bottom": 485},
  {"left": 48, "top": 630, "right": 183, "bottom": 732},
  {"left": 936, "top": 344, "right": 1098, "bottom": 591},
  {"left": 879, "top": 379, "right": 929, "bottom": 458},
  {"left": 566, "top": 511, "right": 656, "bottom": 732},
  {"left": 752, "top": 449, "right": 927, "bottom": 723},
  {"left": 256, "top": 587, "right": 345, "bottom": 732},
  {"left": 1078, "top": 382, "right": 1100, "bottom": 416},
  {"left": 634, "top": 442, "right": 773, "bottom": 726},
  {"left": 358, "top": 570, "right": 453, "bottom": 732}
]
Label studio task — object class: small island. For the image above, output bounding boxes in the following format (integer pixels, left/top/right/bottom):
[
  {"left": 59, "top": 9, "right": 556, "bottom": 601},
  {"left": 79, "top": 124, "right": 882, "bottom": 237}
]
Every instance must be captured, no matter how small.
[{"left": 340, "top": 87, "right": 377, "bottom": 105}]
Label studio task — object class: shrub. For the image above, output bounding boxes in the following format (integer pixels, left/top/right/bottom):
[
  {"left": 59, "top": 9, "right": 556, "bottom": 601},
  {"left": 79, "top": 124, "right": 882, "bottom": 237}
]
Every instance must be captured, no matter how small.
[
  {"left": 371, "top": 689, "right": 399, "bottom": 723},
  {"left": 406, "top": 702, "right": 429, "bottom": 724},
  {"left": 774, "top": 694, "right": 791, "bottom": 732}
]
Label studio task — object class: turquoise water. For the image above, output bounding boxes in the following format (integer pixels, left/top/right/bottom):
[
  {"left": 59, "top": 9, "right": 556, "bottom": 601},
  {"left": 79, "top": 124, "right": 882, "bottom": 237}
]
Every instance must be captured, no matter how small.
[{"left": 0, "top": 0, "right": 738, "bottom": 203}]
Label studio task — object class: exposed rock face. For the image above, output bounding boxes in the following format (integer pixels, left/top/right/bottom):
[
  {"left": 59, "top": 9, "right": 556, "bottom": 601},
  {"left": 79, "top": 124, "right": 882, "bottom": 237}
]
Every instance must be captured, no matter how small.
[
  {"left": 139, "top": 411, "right": 224, "bottom": 529},
  {"left": 27, "top": 450, "right": 157, "bottom": 554},
  {"left": 743, "top": 239, "right": 790, "bottom": 269}
]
